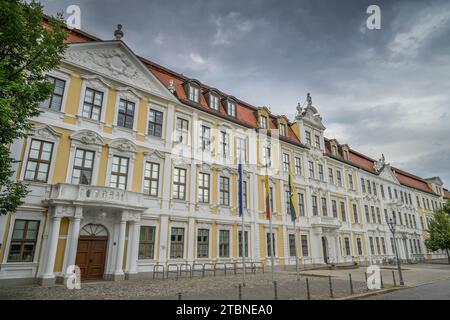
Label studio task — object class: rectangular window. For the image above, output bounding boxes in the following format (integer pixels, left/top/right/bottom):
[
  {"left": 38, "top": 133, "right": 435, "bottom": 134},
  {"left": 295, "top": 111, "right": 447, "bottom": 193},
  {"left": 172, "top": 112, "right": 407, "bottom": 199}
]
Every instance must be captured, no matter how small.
[
  {"left": 353, "top": 204, "right": 359, "bottom": 223},
  {"left": 242, "top": 181, "right": 248, "bottom": 209},
  {"left": 172, "top": 167, "right": 187, "bottom": 200},
  {"left": 285, "top": 190, "right": 292, "bottom": 217},
  {"left": 138, "top": 226, "right": 155, "bottom": 260},
  {"left": 148, "top": 109, "right": 163, "bottom": 138},
  {"left": 289, "top": 234, "right": 296, "bottom": 257},
  {"left": 260, "top": 116, "right": 267, "bottom": 129},
  {"left": 373, "top": 182, "right": 377, "bottom": 196},
  {"left": 209, "top": 95, "right": 219, "bottom": 110},
  {"left": 308, "top": 161, "right": 315, "bottom": 179},
  {"left": 361, "top": 178, "right": 366, "bottom": 193},
  {"left": 197, "top": 229, "right": 209, "bottom": 258},
  {"left": 312, "top": 195, "right": 318, "bottom": 216},
  {"left": 220, "top": 176, "right": 230, "bottom": 206},
  {"left": 375, "top": 237, "right": 381, "bottom": 254},
  {"left": 340, "top": 202, "right": 347, "bottom": 222},
  {"left": 82, "top": 88, "right": 103, "bottom": 120},
  {"left": 170, "top": 227, "right": 184, "bottom": 259},
  {"left": 337, "top": 170, "right": 342, "bottom": 186},
  {"left": 344, "top": 237, "right": 351, "bottom": 256},
  {"left": 384, "top": 209, "right": 388, "bottom": 224},
  {"left": 295, "top": 157, "right": 302, "bottom": 176},
  {"left": 367, "top": 180, "right": 372, "bottom": 194},
  {"left": 198, "top": 173, "right": 210, "bottom": 203},
  {"left": 328, "top": 168, "right": 334, "bottom": 184},
  {"left": 301, "top": 235, "right": 309, "bottom": 256},
  {"left": 283, "top": 153, "right": 290, "bottom": 172},
  {"left": 318, "top": 164, "right": 324, "bottom": 181},
  {"left": 219, "top": 230, "right": 230, "bottom": 258},
  {"left": 381, "top": 237, "right": 387, "bottom": 255},
  {"left": 227, "top": 102, "right": 236, "bottom": 117},
  {"left": 369, "top": 237, "right": 375, "bottom": 255},
  {"left": 238, "top": 230, "right": 249, "bottom": 258},
  {"left": 388, "top": 186, "right": 392, "bottom": 199},
  {"left": 298, "top": 193, "right": 305, "bottom": 216},
  {"left": 357, "top": 238, "right": 363, "bottom": 256},
  {"left": 110, "top": 156, "right": 129, "bottom": 190},
  {"left": 24, "top": 139, "right": 54, "bottom": 183},
  {"left": 380, "top": 184, "right": 385, "bottom": 199},
  {"left": 314, "top": 135, "right": 321, "bottom": 148},
  {"left": 176, "top": 117, "right": 189, "bottom": 144},
  {"left": 371, "top": 206, "right": 376, "bottom": 223},
  {"left": 321, "top": 197, "right": 328, "bottom": 216},
  {"left": 40, "top": 76, "right": 65, "bottom": 111},
  {"left": 7, "top": 219, "right": 40, "bottom": 262},
  {"left": 348, "top": 174, "right": 354, "bottom": 190},
  {"left": 263, "top": 145, "right": 271, "bottom": 167},
  {"left": 117, "top": 99, "right": 135, "bottom": 129},
  {"left": 332, "top": 200, "right": 338, "bottom": 218},
  {"left": 200, "top": 125, "right": 211, "bottom": 151},
  {"left": 143, "top": 162, "right": 160, "bottom": 196},
  {"left": 365, "top": 205, "right": 370, "bottom": 223},
  {"left": 189, "top": 85, "right": 199, "bottom": 102},
  {"left": 279, "top": 124, "right": 286, "bottom": 136},
  {"left": 71, "top": 149, "right": 94, "bottom": 185},
  {"left": 305, "top": 131, "right": 311, "bottom": 145},
  {"left": 236, "top": 137, "right": 247, "bottom": 163},
  {"left": 376, "top": 207, "right": 382, "bottom": 224},
  {"left": 267, "top": 233, "right": 276, "bottom": 257},
  {"left": 220, "top": 131, "right": 230, "bottom": 157}
]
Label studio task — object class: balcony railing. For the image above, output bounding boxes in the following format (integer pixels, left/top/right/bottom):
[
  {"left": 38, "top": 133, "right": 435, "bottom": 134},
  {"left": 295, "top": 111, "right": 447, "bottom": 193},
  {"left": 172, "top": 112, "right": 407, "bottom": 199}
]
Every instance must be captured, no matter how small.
[
  {"left": 310, "top": 215, "right": 341, "bottom": 228},
  {"left": 50, "top": 183, "right": 144, "bottom": 207}
]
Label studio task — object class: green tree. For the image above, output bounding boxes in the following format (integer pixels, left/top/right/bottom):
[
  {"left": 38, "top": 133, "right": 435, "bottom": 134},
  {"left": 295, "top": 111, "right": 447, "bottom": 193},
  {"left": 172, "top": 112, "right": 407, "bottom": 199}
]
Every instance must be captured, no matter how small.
[
  {"left": 0, "top": 1, "right": 67, "bottom": 215},
  {"left": 425, "top": 201, "right": 450, "bottom": 264}
]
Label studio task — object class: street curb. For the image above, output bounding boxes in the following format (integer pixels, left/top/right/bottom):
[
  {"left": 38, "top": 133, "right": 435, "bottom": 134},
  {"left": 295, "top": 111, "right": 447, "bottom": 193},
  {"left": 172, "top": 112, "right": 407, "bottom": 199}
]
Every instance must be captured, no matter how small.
[{"left": 335, "top": 286, "right": 409, "bottom": 300}]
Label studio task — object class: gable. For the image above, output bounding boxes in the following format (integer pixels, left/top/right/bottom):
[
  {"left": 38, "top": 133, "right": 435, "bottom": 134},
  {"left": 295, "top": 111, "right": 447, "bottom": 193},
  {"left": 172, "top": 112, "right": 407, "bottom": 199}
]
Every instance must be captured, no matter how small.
[
  {"left": 378, "top": 165, "right": 400, "bottom": 184},
  {"left": 63, "top": 41, "right": 176, "bottom": 102}
]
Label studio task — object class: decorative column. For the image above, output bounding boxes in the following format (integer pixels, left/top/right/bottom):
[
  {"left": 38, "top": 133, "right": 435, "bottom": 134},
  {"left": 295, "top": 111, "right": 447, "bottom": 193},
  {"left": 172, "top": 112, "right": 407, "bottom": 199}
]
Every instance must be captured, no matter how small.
[
  {"left": 114, "top": 216, "right": 127, "bottom": 281},
  {"left": 159, "top": 215, "right": 169, "bottom": 264},
  {"left": 63, "top": 207, "right": 83, "bottom": 284},
  {"left": 126, "top": 221, "right": 140, "bottom": 280},
  {"left": 187, "top": 217, "right": 196, "bottom": 264},
  {"left": 39, "top": 215, "right": 62, "bottom": 286}
]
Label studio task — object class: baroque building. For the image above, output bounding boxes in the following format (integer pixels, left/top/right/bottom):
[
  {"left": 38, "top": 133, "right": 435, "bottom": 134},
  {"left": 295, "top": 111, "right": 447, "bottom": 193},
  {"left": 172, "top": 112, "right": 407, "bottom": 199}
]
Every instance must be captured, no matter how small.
[{"left": 0, "top": 25, "right": 448, "bottom": 285}]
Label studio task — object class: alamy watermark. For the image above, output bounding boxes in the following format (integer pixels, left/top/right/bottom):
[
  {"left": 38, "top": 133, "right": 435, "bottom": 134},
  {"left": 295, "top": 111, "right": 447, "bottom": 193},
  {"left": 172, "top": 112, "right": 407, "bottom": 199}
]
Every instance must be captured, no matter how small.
[
  {"left": 366, "top": 5, "right": 381, "bottom": 30},
  {"left": 65, "top": 265, "right": 81, "bottom": 290},
  {"left": 366, "top": 265, "right": 381, "bottom": 290}
]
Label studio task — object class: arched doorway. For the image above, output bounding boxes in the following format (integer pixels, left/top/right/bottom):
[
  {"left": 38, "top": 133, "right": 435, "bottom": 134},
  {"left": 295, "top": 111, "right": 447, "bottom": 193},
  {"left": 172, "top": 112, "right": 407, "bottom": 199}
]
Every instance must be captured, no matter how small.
[
  {"left": 322, "top": 237, "right": 328, "bottom": 264},
  {"left": 75, "top": 224, "right": 108, "bottom": 281}
]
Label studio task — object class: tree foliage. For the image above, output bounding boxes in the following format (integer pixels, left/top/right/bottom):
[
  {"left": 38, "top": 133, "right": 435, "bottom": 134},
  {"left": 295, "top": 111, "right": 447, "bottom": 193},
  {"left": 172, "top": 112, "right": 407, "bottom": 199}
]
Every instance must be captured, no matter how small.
[
  {"left": 0, "top": 1, "right": 67, "bottom": 215},
  {"left": 425, "top": 201, "right": 450, "bottom": 263}
]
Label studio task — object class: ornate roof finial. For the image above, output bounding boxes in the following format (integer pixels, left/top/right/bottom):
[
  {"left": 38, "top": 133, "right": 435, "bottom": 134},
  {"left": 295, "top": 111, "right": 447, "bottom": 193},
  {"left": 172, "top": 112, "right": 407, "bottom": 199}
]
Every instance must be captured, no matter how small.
[
  {"left": 114, "top": 24, "right": 124, "bottom": 40},
  {"left": 167, "top": 79, "right": 175, "bottom": 93},
  {"left": 295, "top": 102, "right": 303, "bottom": 120},
  {"left": 307, "top": 93, "right": 312, "bottom": 107}
]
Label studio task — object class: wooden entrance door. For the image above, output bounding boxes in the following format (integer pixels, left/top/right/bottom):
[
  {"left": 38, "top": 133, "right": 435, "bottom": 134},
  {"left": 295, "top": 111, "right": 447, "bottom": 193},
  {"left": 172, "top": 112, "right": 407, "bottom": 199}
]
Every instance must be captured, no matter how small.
[
  {"left": 75, "top": 236, "right": 107, "bottom": 281},
  {"left": 322, "top": 237, "right": 328, "bottom": 264}
]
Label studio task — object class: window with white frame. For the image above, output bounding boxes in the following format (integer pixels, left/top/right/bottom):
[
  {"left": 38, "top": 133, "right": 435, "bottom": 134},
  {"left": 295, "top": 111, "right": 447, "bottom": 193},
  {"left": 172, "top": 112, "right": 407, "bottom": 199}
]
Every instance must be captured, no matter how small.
[
  {"left": 197, "top": 228, "right": 209, "bottom": 258},
  {"left": 260, "top": 116, "right": 267, "bottom": 129},
  {"left": 308, "top": 161, "right": 315, "bottom": 179},
  {"left": 110, "top": 155, "right": 129, "bottom": 190},
  {"left": 298, "top": 193, "right": 305, "bottom": 216},
  {"left": 282, "top": 152, "right": 290, "bottom": 172},
  {"left": 301, "top": 235, "right": 309, "bottom": 256},
  {"left": 238, "top": 230, "right": 249, "bottom": 257},
  {"left": 312, "top": 195, "right": 318, "bottom": 216},
  {"left": 242, "top": 180, "right": 248, "bottom": 209},
  {"left": 200, "top": 125, "right": 211, "bottom": 151},
  {"left": 143, "top": 162, "right": 160, "bottom": 196},
  {"left": 318, "top": 164, "right": 324, "bottom": 181},
  {"left": 236, "top": 137, "right": 247, "bottom": 163},
  {"left": 189, "top": 84, "right": 200, "bottom": 103},
  {"left": 170, "top": 227, "right": 184, "bottom": 259},
  {"left": 220, "top": 131, "right": 230, "bottom": 157},
  {"left": 7, "top": 219, "right": 40, "bottom": 262},
  {"left": 337, "top": 170, "right": 342, "bottom": 186},
  {"left": 295, "top": 157, "right": 302, "bottom": 175},
  {"left": 314, "top": 135, "right": 320, "bottom": 148},
  {"left": 209, "top": 94, "right": 219, "bottom": 110},
  {"left": 266, "top": 232, "right": 276, "bottom": 257},
  {"left": 227, "top": 101, "right": 236, "bottom": 117},
  {"left": 279, "top": 123, "right": 286, "bottom": 136},
  {"left": 328, "top": 168, "right": 334, "bottom": 184},
  {"left": 138, "top": 226, "right": 156, "bottom": 259},
  {"left": 288, "top": 234, "right": 296, "bottom": 257},
  {"left": 219, "top": 176, "right": 230, "bottom": 206},
  {"left": 305, "top": 131, "right": 311, "bottom": 145},
  {"left": 176, "top": 117, "right": 189, "bottom": 144},
  {"left": 40, "top": 76, "right": 65, "bottom": 111},
  {"left": 348, "top": 174, "right": 354, "bottom": 190},
  {"left": 82, "top": 88, "right": 103, "bottom": 120},
  {"left": 263, "top": 145, "right": 271, "bottom": 167},
  {"left": 24, "top": 139, "right": 54, "bottom": 183},
  {"left": 71, "top": 148, "right": 95, "bottom": 185},
  {"left": 219, "top": 230, "right": 230, "bottom": 257}
]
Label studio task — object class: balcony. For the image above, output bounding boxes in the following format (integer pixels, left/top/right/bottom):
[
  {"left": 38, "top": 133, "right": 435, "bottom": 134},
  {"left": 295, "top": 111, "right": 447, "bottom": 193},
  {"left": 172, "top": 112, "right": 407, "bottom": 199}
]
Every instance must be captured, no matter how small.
[
  {"left": 310, "top": 215, "right": 341, "bottom": 228},
  {"left": 48, "top": 183, "right": 144, "bottom": 209}
]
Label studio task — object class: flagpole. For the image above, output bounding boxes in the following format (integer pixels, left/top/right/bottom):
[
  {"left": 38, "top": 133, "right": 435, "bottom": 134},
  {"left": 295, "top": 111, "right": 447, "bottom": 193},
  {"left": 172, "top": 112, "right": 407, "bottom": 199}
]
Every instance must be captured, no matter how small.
[
  {"left": 269, "top": 208, "right": 275, "bottom": 282},
  {"left": 238, "top": 163, "right": 246, "bottom": 286},
  {"left": 241, "top": 203, "right": 246, "bottom": 286},
  {"left": 293, "top": 216, "right": 300, "bottom": 280}
]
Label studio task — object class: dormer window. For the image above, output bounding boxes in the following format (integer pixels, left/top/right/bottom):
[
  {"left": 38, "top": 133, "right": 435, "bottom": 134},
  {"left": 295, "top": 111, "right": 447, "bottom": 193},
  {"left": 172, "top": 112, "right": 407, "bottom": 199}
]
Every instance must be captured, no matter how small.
[
  {"left": 332, "top": 146, "right": 337, "bottom": 156},
  {"left": 210, "top": 94, "right": 219, "bottom": 111},
  {"left": 260, "top": 116, "right": 268, "bottom": 129},
  {"left": 227, "top": 101, "right": 236, "bottom": 117},
  {"left": 189, "top": 85, "right": 200, "bottom": 103},
  {"left": 279, "top": 124, "right": 286, "bottom": 136},
  {"left": 343, "top": 150, "right": 349, "bottom": 160}
]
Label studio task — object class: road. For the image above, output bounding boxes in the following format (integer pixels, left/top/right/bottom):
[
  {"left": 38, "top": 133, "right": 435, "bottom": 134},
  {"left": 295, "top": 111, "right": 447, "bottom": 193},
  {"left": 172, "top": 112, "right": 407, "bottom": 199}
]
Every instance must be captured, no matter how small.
[{"left": 363, "top": 278, "right": 450, "bottom": 300}]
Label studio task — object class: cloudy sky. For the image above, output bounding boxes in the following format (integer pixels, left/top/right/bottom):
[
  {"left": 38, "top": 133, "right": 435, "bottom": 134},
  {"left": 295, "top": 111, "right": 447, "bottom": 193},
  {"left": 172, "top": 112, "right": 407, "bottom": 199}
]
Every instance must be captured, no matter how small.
[{"left": 40, "top": 0, "right": 450, "bottom": 186}]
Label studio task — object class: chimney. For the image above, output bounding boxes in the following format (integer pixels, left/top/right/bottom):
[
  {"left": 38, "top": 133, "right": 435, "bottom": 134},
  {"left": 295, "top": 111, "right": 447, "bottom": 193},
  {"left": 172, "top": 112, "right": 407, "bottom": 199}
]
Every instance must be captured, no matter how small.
[{"left": 114, "top": 24, "right": 124, "bottom": 40}]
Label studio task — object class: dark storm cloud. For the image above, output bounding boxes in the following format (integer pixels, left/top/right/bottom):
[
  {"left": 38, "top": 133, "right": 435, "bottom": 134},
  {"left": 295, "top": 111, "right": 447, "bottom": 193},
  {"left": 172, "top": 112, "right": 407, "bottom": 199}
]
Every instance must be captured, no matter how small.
[{"left": 39, "top": 0, "right": 450, "bottom": 185}]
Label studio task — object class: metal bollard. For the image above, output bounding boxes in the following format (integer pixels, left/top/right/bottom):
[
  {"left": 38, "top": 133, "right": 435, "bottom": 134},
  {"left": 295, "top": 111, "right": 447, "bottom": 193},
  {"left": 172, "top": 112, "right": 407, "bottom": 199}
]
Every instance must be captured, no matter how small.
[
  {"left": 238, "top": 284, "right": 242, "bottom": 300},
  {"left": 306, "top": 278, "right": 311, "bottom": 300},
  {"left": 380, "top": 271, "right": 384, "bottom": 289},
  {"left": 273, "top": 281, "right": 278, "bottom": 300},
  {"left": 364, "top": 271, "right": 368, "bottom": 289},
  {"left": 328, "top": 275, "right": 334, "bottom": 298},
  {"left": 392, "top": 270, "right": 397, "bottom": 287},
  {"left": 178, "top": 292, "right": 182, "bottom": 300},
  {"left": 349, "top": 273, "right": 354, "bottom": 295}
]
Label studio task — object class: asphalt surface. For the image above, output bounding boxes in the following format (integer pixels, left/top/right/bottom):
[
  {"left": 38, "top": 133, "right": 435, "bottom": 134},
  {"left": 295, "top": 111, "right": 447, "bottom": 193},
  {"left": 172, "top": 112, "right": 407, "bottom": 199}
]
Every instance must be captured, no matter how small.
[{"left": 363, "top": 278, "right": 450, "bottom": 300}]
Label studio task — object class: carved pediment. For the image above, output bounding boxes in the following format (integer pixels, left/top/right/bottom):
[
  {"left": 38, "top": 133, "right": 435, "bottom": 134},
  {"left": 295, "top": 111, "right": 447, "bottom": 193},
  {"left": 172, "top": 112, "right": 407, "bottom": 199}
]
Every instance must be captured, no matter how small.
[
  {"left": 64, "top": 42, "right": 176, "bottom": 100},
  {"left": 144, "top": 150, "right": 165, "bottom": 162},
  {"left": 31, "top": 124, "right": 61, "bottom": 141},
  {"left": 71, "top": 130, "right": 105, "bottom": 146},
  {"left": 109, "top": 138, "right": 137, "bottom": 153},
  {"left": 378, "top": 164, "right": 399, "bottom": 184}
]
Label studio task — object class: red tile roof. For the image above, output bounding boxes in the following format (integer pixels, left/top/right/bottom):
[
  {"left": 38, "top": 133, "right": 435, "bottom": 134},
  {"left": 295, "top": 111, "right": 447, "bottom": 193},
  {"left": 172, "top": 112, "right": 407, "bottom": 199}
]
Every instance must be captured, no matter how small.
[
  {"left": 62, "top": 26, "right": 444, "bottom": 195},
  {"left": 444, "top": 189, "right": 449, "bottom": 200}
]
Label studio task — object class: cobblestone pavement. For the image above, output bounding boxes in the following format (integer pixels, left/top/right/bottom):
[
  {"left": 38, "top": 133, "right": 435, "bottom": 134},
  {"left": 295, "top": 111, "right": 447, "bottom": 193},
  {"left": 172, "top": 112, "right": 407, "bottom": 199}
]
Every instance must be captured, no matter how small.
[{"left": 0, "top": 270, "right": 376, "bottom": 300}]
